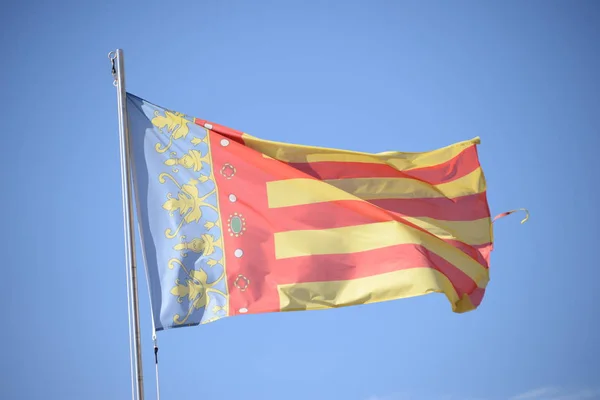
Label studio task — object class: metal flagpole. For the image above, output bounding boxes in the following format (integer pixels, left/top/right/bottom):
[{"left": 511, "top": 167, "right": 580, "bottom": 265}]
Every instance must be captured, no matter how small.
[{"left": 110, "top": 48, "right": 145, "bottom": 400}]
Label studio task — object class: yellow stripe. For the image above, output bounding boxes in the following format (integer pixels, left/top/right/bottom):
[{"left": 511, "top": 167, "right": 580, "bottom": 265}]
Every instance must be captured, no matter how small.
[
  {"left": 277, "top": 267, "right": 476, "bottom": 313},
  {"left": 402, "top": 216, "right": 492, "bottom": 246},
  {"left": 243, "top": 133, "right": 480, "bottom": 170},
  {"left": 266, "top": 168, "right": 484, "bottom": 209},
  {"left": 274, "top": 220, "right": 489, "bottom": 287},
  {"left": 267, "top": 178, "right": 357, "bottom": 208},
  {"left": 326, "top": 167, "right": 485, "bottom": 200}
]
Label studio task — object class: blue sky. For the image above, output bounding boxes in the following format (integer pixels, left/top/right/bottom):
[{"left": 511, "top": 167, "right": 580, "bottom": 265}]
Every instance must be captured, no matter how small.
[{"left": 1, "top": 1, "right": 599, "bottom": 399}]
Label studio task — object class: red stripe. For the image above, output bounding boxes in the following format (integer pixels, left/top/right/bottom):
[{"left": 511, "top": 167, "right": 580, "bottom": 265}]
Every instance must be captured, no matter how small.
[
  {"left": 273, "top": 244, "right": 478, "bottom": 298},
  {"left": 370, "top": 192, "right": 491, "bottom": 221},
  {"left": 268, "top": 199, "right": 389, "bottom": 231},
  {"left": 455, "top": 243, "right": 491, "bottom": 269},
  {"left": 287, "top": 145, "right": 480, "bottom": 184},
  {"left": 468, "top": 288, "right": 486, "bottom": 307}
]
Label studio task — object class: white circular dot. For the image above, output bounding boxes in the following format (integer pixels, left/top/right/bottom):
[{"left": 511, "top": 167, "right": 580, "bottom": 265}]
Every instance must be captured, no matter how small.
[
  {"left": 220, "top": 139, "right": 230, "bottom": 147},
  {"left": 239, "top": 308, "right": 248, "bottom": 313},
  {"left": 228, "top": 194, "right": 237, "bottom": 203},
  {"left": 204, "top": 123, "right": 213, "bottom": 129},
  {"left": 234, "top": 249, "right": 244, "bottom": 258}
]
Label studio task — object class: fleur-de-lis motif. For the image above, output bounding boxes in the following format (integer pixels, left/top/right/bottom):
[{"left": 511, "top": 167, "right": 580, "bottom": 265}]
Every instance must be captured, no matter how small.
[
  {"left": 159, "top": 174, "right": 217, "bottom": 238},
  {"left": 170, "top": 268, "right": 226, "bottom": 325},
  {"left": 152, "top": 111, "right": 191, "bottom": 153},
  {"left": 152, "top": 111, "right": 189, "bottom": 139},
  {"left": 174, "top": 233, "right": 219, "bottom": 257},
  {"left": 162, "top": 181, "right": 204, "bottom": 223},
  {"left": 171, "top": 269, "right": 208, "bottom": 307},
  {"left": 164, "top": 149, "right": 208, "bottom": 172}
]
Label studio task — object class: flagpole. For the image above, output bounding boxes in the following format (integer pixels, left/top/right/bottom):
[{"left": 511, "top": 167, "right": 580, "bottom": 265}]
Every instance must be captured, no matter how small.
[{"left": 111, "top": 48, "right": 145, "bottom": 400}]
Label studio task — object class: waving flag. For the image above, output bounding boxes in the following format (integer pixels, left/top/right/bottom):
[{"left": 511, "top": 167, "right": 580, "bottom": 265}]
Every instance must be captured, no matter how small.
[{"left": 127, "top": 93, "right": 493, "bottom": 331}]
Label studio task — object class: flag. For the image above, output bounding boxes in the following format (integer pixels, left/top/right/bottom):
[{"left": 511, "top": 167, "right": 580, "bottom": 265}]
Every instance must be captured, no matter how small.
[{"left": 127, "top": 93, "right": 493, "bottom": 331}]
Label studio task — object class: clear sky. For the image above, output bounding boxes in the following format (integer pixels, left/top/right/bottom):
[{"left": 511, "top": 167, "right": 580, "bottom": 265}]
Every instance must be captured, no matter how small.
[{"left": 1, "top": 1, "right": 599, "bottom": 399}]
